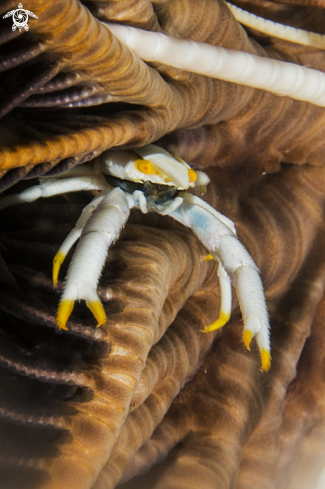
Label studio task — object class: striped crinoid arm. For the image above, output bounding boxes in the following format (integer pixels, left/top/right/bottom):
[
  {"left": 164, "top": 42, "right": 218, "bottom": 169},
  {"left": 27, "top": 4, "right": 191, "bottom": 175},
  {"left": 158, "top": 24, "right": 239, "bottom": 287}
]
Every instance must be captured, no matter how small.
[
  {"left": 0, "top": 0, "right": 254, "bottom": 180},
  {"left": 2, "top": 0, "right": 325, "bottom": 189},
  {"left": 107, "top": 21, "right": 325, "bottom": 105},
  {"left": 224, "top": 1, "right": 325, "bottom": 48}
]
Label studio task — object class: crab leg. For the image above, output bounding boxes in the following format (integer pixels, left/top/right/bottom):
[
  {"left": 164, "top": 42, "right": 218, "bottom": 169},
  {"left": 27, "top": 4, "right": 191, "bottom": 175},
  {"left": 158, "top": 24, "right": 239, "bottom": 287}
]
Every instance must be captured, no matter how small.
[
  {"left": 0, "top": 176, "right": 107, "bottom": 211},
  {"left": 53, "top": 190, "right": 110, "bottom": 286},
  {"left": 57, "top": 187, "right": 130, "bottom": 330},
  {"left": 203, "top": 258, "right": 232, "bottom": 332},
  {"left": 170, "top": 197, "right": 270, "bottom": 371}
]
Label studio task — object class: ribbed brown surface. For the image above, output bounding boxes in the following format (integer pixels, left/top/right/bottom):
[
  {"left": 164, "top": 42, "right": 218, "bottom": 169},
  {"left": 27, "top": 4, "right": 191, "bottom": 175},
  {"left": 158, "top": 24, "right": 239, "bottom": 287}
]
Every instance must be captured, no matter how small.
[
  {"left": 1, "top": 0, "right": 325, "bottom": 185},
  {"left": 112, "top": 164, "right": 325, "bottom": 489},
  {"left": 1, "top": 1, "right": 325, "bottom": 489},
  {"left": 0, "top": 203, "right": 216, "bottom": 489},
  {"left": 276, "top": 294, "right": 325, "bottom": 489}
]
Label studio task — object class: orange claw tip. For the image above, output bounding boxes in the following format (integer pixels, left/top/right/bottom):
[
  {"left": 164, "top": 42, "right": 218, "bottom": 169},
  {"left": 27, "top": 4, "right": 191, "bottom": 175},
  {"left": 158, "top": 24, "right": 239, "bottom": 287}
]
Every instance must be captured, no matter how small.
[
  {"left": 87, "top": 300, "right": 107, "bottom": 328},
  {"left": 53, "top": 251, "right": 66, "bottom": 287},
  {"left": 261, "top": 348, "right": 271, "bottom": 372},
  {"left": 188, "top": 169, "right": 197, "bottom": 183},
  {"left": 203, "top": 311, "right": 230, "bottom": 333},
  {"left": 202, "top": 253, "right": 214, "bottom": 261},
  {"left": 243, "top": 329, "right": 253, "bottom": 351},
  {"left": 56, "top": 299, "right": 74, "bottom": 331}
]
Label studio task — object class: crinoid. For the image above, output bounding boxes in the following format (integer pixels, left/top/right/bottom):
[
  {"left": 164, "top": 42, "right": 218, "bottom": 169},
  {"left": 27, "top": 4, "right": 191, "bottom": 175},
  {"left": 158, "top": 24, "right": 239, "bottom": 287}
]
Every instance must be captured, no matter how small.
[{"left": 1, "top": 1, "right": 325, "bottom": 489}]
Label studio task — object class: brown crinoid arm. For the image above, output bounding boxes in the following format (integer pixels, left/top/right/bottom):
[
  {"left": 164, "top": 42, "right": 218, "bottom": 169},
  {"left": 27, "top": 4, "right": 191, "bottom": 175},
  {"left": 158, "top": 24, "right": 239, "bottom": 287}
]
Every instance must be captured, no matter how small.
[
  {"left": 2, "top": 0, "right": 325, "bottom": 189},
  {"left": 0, "top": 202, "right": 219, "bottom": 489}
]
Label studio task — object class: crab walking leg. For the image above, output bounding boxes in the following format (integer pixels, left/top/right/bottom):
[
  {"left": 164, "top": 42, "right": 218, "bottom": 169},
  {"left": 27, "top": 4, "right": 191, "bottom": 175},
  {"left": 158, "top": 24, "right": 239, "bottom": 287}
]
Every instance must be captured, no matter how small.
[
  {"left": 170, "top": 199, "right": 271, "bottom": 371},
  {"left": 53, "top": 190, "right": 111, "bottom": 286},
  {"left": 57, "top": 187, "right": 130, "bottom": 330},
  {"left": 203, "top": 258, "right": 232, "bottom": 332},
  {"left": 183, "top": 193, "right": 236, "bottom": 234},
  {"left": 217, "top": 234, "right": 270, "bottom": 371},
  {"left": 234, "top": 263, "right": 270, "bottom": 370},
  {"left": 0, "top": 176, "right": 107, "bottom": 211}
]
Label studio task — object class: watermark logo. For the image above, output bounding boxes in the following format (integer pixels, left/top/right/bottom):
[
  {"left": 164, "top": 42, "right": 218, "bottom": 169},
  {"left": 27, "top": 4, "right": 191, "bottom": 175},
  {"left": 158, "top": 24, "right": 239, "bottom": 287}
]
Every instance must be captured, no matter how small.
[{"left": 2, "top": 3, "right": 38, "bottom": 32}]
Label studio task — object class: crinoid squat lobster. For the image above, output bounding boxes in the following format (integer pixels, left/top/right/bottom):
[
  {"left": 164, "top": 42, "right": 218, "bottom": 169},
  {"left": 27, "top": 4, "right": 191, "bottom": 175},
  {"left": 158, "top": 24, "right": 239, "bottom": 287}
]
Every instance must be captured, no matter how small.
[{"left": 0, "top": 144, "right": 270, "bottom": 370}]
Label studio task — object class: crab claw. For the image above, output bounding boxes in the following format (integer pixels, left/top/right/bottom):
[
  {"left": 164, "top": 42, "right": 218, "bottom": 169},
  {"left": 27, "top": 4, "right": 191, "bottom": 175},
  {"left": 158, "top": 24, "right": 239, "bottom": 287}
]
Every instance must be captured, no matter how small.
[
  {"left": 236, "top": 266, "right": 271, "bottom": 371},
  {"left": 55, "top": 187, "right": 130, "bottom": 330},
  {"left": 203, "top": 259, "right": 232, "bottom": 332},
  {"left": 53, "top": 251, "right": 66, "bottom": 287},
  {"left": 56, "top": 299, "right": 74, "bottom": 331},
  {"left": 57, "top": 293, "right": 107, "bottom": 331}
]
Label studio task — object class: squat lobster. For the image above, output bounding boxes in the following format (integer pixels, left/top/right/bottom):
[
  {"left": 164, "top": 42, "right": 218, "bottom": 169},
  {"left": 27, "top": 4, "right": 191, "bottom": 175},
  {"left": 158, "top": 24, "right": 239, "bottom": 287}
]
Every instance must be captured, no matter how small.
[{"left": 0, "top": 144, "right": 271, "bottom": 370}]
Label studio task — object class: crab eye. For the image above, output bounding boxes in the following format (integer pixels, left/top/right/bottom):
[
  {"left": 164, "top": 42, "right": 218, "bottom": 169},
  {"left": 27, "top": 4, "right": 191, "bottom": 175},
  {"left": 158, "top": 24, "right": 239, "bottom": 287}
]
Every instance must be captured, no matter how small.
[
  {"left": 135, "top": 158, "right": 154, "bottom": 174},
  {"left": 188, "top": 169, "right": 197, "bottom": 183}
]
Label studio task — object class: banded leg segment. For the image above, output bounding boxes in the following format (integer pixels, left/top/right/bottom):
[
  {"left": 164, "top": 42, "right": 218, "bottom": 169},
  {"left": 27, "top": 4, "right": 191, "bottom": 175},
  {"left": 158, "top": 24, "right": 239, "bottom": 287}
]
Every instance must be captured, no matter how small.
[
  {"left": 57, "top": 187, "right": 130, "bottom": 330},
  {"left": 170, "top": 197, "right": 271, "bottom": 371}
]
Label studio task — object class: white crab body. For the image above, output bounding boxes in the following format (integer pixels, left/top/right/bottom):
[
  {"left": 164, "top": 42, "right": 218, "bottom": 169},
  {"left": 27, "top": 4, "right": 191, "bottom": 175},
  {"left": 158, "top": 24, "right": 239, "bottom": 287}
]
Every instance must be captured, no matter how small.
[{"left": 0, "top": 144, "right": 270, "bottom": 370}]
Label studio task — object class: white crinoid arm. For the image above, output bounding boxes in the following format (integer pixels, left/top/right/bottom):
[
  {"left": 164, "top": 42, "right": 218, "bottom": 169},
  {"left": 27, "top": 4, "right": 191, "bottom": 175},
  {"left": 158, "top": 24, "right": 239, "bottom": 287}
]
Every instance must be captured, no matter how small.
[
  {"left": 225, "top": 1, "right": 325, "bottom": 50},
  {"left": 106, "top": 22, "right": 325, "bottom": 107},
  {"left": 169, "top": 194, "right": 271, "bottom": 371},
  {"left": 57, "top": 187, "right": 131, "bottom": 330}
]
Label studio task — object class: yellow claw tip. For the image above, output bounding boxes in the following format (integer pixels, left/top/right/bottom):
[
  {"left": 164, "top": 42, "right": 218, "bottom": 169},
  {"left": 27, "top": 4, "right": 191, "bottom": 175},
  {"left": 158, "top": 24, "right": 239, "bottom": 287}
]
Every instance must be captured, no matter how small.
[
  {"left": 203, "top": 311, "right": 230, "bottom": 333},
  {"left": 87, "top": 300, "right": 107, "bottom": 328},
  {"left": 202, "top": 253, "right": 214, "bottom": 262},
  {"left": 53, "top": 251, "right": 66, "bottom": 287},
  {"left": 243, "top": 330, "right": 253, "bottom": 351},
  {"left": 56, "top": 299, "right": 74, "bottom": 330},
  {"left": 188, "top": 169, "right": 197, "bottom": 183},
  {"left": 261, "top": 348, "right": 271, "bottom": 372}
]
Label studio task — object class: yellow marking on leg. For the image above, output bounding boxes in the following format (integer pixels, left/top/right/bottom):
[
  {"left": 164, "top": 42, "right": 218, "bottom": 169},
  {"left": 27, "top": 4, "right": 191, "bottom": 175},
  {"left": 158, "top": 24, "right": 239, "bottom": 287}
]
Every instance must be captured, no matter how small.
[
  {"left": 87, "top": 300, "right": 107, "bottom": 327},
  {"left": 243, "top": 330, "right": 253, "bottom": 351},
  {"left": 202, "top": 254, "right": 214, "bottom": 261},
  {"left": 261, "top": 348, "right": 271, "bottom": 372},
  {"left": 203, "top": 311, "right": 230, "bottom": 333},
  {"left": 53, "top": 251, "right": 66, "bottom": 286},
  {"left": 56, "top": 299, "right": 74, "bottom": 330}
]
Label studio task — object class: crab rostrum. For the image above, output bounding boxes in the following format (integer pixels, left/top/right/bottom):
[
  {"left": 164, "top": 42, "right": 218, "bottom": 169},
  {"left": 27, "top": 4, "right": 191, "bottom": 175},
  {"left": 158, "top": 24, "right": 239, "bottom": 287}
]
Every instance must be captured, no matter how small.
[{"left": 0, "top": 144, "right": 270, "bottom": 370}]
